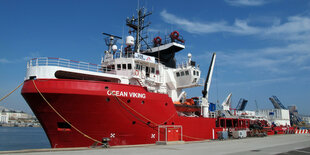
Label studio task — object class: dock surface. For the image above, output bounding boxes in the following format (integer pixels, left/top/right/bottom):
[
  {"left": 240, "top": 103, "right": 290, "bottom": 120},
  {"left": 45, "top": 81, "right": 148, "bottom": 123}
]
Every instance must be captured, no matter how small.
[{"left": 1, "top": 134, "right": 310, "bottom": 155}]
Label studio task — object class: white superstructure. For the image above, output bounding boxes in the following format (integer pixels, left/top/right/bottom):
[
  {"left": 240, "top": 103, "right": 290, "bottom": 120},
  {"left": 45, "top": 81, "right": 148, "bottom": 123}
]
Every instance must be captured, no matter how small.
[{"left": 25, "top": 48, "right": 203, "bottom": 103}]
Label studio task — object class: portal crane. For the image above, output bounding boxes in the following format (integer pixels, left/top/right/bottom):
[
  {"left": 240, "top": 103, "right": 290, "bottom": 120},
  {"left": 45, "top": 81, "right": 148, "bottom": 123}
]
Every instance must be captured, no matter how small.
[
  {"left": 236, "top": 98, "right": 248, "bottom": 111},
  {"left": 269, "top": 96, "right": 287, "bottom": 109}
]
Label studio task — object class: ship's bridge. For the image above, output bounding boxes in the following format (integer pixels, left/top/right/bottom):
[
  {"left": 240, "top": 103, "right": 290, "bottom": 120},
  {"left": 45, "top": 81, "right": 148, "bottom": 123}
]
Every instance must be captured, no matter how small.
[
  {"left": 102, "top": 51, "right": 161, "bottom": 80},
  {"left": 174, "top": 61, "right": 203, "bottom": 89},
  {"left": 102, "top": 51, "right": 166, "bottom": 93}
]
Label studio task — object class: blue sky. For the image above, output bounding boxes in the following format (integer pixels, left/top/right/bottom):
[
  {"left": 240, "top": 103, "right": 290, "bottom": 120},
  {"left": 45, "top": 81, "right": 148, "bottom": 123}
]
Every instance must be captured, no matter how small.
[{"left": 1, "top": 0, "right": 310, "bottom": 114}]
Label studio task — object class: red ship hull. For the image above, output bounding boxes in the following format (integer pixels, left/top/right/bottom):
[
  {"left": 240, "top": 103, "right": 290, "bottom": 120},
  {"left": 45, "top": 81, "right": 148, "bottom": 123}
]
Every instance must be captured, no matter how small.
[{"left": 22, "top": 79, "right": 217, "bottom": 148}]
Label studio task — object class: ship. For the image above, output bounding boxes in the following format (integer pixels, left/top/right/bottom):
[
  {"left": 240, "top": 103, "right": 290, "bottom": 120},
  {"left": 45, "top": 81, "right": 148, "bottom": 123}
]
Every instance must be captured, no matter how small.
[{"left": 21, "top": 8, "right": 262, "bottom": 148}]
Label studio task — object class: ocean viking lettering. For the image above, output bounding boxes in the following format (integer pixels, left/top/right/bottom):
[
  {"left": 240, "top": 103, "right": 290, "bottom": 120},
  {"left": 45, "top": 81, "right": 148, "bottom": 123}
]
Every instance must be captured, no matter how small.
[{"left": 107, "top": 90, "right": 146, "bottom": 99}]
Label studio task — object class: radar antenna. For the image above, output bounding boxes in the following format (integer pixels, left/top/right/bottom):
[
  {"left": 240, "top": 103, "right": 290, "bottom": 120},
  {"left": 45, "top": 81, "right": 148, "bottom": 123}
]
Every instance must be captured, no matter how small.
[{"left": 102, "top": 32, "right": 122, "bottom": 53}]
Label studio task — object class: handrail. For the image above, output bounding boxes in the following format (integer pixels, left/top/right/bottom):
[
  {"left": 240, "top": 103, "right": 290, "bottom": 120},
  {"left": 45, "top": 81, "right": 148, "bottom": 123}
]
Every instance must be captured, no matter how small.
[{"left": 28, "top": 57, "right": 109, "bottom": 73}]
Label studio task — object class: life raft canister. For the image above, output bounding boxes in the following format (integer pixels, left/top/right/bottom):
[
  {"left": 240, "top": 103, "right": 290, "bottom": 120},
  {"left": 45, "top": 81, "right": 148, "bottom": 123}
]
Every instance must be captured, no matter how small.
[
  {"left": 170, "top": 31, "right": 179, "bottom": 40},
  {"left": 153, "top": 36, "right": 162, "bottom": 45}
]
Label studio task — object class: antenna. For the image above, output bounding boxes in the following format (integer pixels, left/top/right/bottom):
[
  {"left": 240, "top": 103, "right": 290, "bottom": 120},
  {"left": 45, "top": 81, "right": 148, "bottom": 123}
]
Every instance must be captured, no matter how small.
[
  {"left": 254, "top": 100, "right": 259, "bottom": 111},
  {"left": 102, "top": 33, "right": 122, "bottom": 53},
  {"left": 102, "top": 33, "right": 122, "bottom": 39},
  {"left": 126, "top": 7, "right": 152, "bottom": 53}
]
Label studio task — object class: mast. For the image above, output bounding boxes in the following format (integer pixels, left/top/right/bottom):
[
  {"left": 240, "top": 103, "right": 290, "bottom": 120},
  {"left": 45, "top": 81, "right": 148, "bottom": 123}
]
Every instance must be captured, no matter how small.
[{"left": 126, "top": 8, "right": 151, "bottom": 53}]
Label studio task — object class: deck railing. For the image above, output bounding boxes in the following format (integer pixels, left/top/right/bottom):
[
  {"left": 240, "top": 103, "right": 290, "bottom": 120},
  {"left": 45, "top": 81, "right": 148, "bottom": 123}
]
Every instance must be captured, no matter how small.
[{"left": 27, "top": 57, "right": 107, "bottom": 73}]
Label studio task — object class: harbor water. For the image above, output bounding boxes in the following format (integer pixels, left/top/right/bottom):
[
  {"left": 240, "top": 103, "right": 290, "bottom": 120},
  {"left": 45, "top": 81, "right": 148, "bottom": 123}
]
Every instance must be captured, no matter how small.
[{"left": 0, "top": 127, "right": 50, "bottom": 151}]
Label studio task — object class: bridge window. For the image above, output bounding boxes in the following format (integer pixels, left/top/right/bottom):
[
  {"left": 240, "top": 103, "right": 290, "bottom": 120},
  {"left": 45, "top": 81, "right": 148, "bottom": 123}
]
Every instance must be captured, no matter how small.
[
  {"left": 176, "top": 72, "right": 180, "bottom": 77},
  {"left": 117, "top": 64, "right": 121, "bottom": 70},
  {"left": 185, "top": 70, "right": 189, "bottom": 75},
  {"left": 146, "top": 66, "right": 149, "bottom": 73},
  {"left": 122, "top": 64, "right": 126, "bottom": 69},
  {"left": 128, "top": 64, "right": 132, "bottom": 69},
  {"left": 151, "top": 67, "right": 155, "bottom": 74},
  {"left": 196, "top": 71, "right": 199, "bottom": 76},
  {"left": 146, "top": 67, "right": 150, "bottom": 77},
  {"left": 136, "top": 64, "right": 141, "bottom": 70},
  {"left": 107, "top": 65, "right": 115, "bottom": 71},
  {"left": 193, "top": 70, "right": 196, "bottom": 75},
  {"left": 181, "top": 71, "right": 185, "bottom": 76}
]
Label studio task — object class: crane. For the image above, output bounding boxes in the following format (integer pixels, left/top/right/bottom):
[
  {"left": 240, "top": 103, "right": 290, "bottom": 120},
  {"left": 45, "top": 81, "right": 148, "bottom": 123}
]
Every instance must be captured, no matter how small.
[{"left": 236, "top": 98, "right": 248, "bottom": 111}]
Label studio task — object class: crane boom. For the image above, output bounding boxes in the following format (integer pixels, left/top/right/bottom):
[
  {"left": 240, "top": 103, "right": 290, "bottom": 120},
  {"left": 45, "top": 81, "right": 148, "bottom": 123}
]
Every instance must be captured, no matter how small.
[{"left": 202, "top": 53, "right": 216, "bottom": 99}]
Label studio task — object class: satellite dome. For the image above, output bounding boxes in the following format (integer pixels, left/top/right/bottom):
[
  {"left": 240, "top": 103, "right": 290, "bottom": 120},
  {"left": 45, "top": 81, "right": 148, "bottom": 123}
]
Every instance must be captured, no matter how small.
[
  {"left": 112, "top": 45, "right": 118, "bottom": 52},
  {"left": 126, "top": 36, "right": 134, "bottom": 46},
  {"left": 188, "top": 53, "right": 192, "bottom": 58}
]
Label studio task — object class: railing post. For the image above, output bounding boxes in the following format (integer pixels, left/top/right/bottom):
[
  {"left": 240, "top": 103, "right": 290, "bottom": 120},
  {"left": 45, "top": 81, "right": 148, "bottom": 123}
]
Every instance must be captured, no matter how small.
[
  {"left": 36, "top": 59, "right": 38, "bottom": 66},
  {"left": 165, "top": 127, "right": 167, "bottom": 142},
  {"left": 181, "top": 126, "right": 183, "bottom": 141},
  {"left": 158, "top": 126, "right": 160, "bottom": 141},
  {"left": 46, "top": 58, "right": 48, "bottom": 66}
]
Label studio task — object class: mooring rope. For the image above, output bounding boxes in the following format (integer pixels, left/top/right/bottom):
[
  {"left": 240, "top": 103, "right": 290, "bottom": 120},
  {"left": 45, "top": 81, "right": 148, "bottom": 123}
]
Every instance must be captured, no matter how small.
[
  {"left": 32, "top": 80, "right": 102, "bottom": 144},
  {"left": 109, "top": 89, "right": 205, "bottom": 140},
  {"left": 1, "top": 80, "right": 208, "bottom": 142},
  {"left": 109, "top": 90, "right": 159, "bottom": 126},
  {"left": 0, "top": 81, "right": 24, "bottom": 102}
]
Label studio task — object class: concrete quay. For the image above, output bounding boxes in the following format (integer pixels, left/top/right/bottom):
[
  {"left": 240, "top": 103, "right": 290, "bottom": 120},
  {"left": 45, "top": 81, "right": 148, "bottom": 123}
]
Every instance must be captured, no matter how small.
[{"left": 1, "top": 134, "right": 310, "bottom": 155}]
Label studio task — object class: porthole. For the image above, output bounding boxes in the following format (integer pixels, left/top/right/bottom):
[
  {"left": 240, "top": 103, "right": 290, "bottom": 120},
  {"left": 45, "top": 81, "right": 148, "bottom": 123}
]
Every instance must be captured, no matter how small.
[
  {"left": 127, "top": 99, "right": 131, "bottom": 103},
  {"left": 106, "top": 98, "right": 110, "bottom": 102},
  {"left": 142, "top": 101, "right": 145, "bottom": 104},
  {"left": 132, "top": 121, "right": 136, "bottom": 125},
  {"left": 165, "top": 103, "right": 168, "bottom": 106},
  {"left": 105, "top": 86, "right": 109, "bottom": 89}
]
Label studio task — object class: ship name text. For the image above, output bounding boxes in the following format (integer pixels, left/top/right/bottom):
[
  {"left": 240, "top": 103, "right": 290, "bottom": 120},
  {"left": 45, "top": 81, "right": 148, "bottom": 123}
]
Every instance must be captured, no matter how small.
[{"left": 107, "top": 90, "right": 146, "bottom": 99}]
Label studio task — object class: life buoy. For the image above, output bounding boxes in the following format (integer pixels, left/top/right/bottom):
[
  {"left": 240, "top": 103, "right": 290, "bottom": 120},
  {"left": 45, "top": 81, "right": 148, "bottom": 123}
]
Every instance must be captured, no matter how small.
[
  {"left": 170, "top": 31, "right": 179, "bottom": 39},
  {"left": 135, "top": 70, "right": 139, "bottom": 76},
  {"left": 153, "top": 36, "right": 162, "bottom": 45}
]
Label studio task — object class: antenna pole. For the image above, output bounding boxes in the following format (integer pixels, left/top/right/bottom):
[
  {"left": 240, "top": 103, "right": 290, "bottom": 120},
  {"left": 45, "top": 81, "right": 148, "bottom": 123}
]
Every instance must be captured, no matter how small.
[
  {"left": 135, "top": 9, "right": 140, "bottom": 53},
  {"left": 255, "top": 100, "right": 259, "bottom": 111}
]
